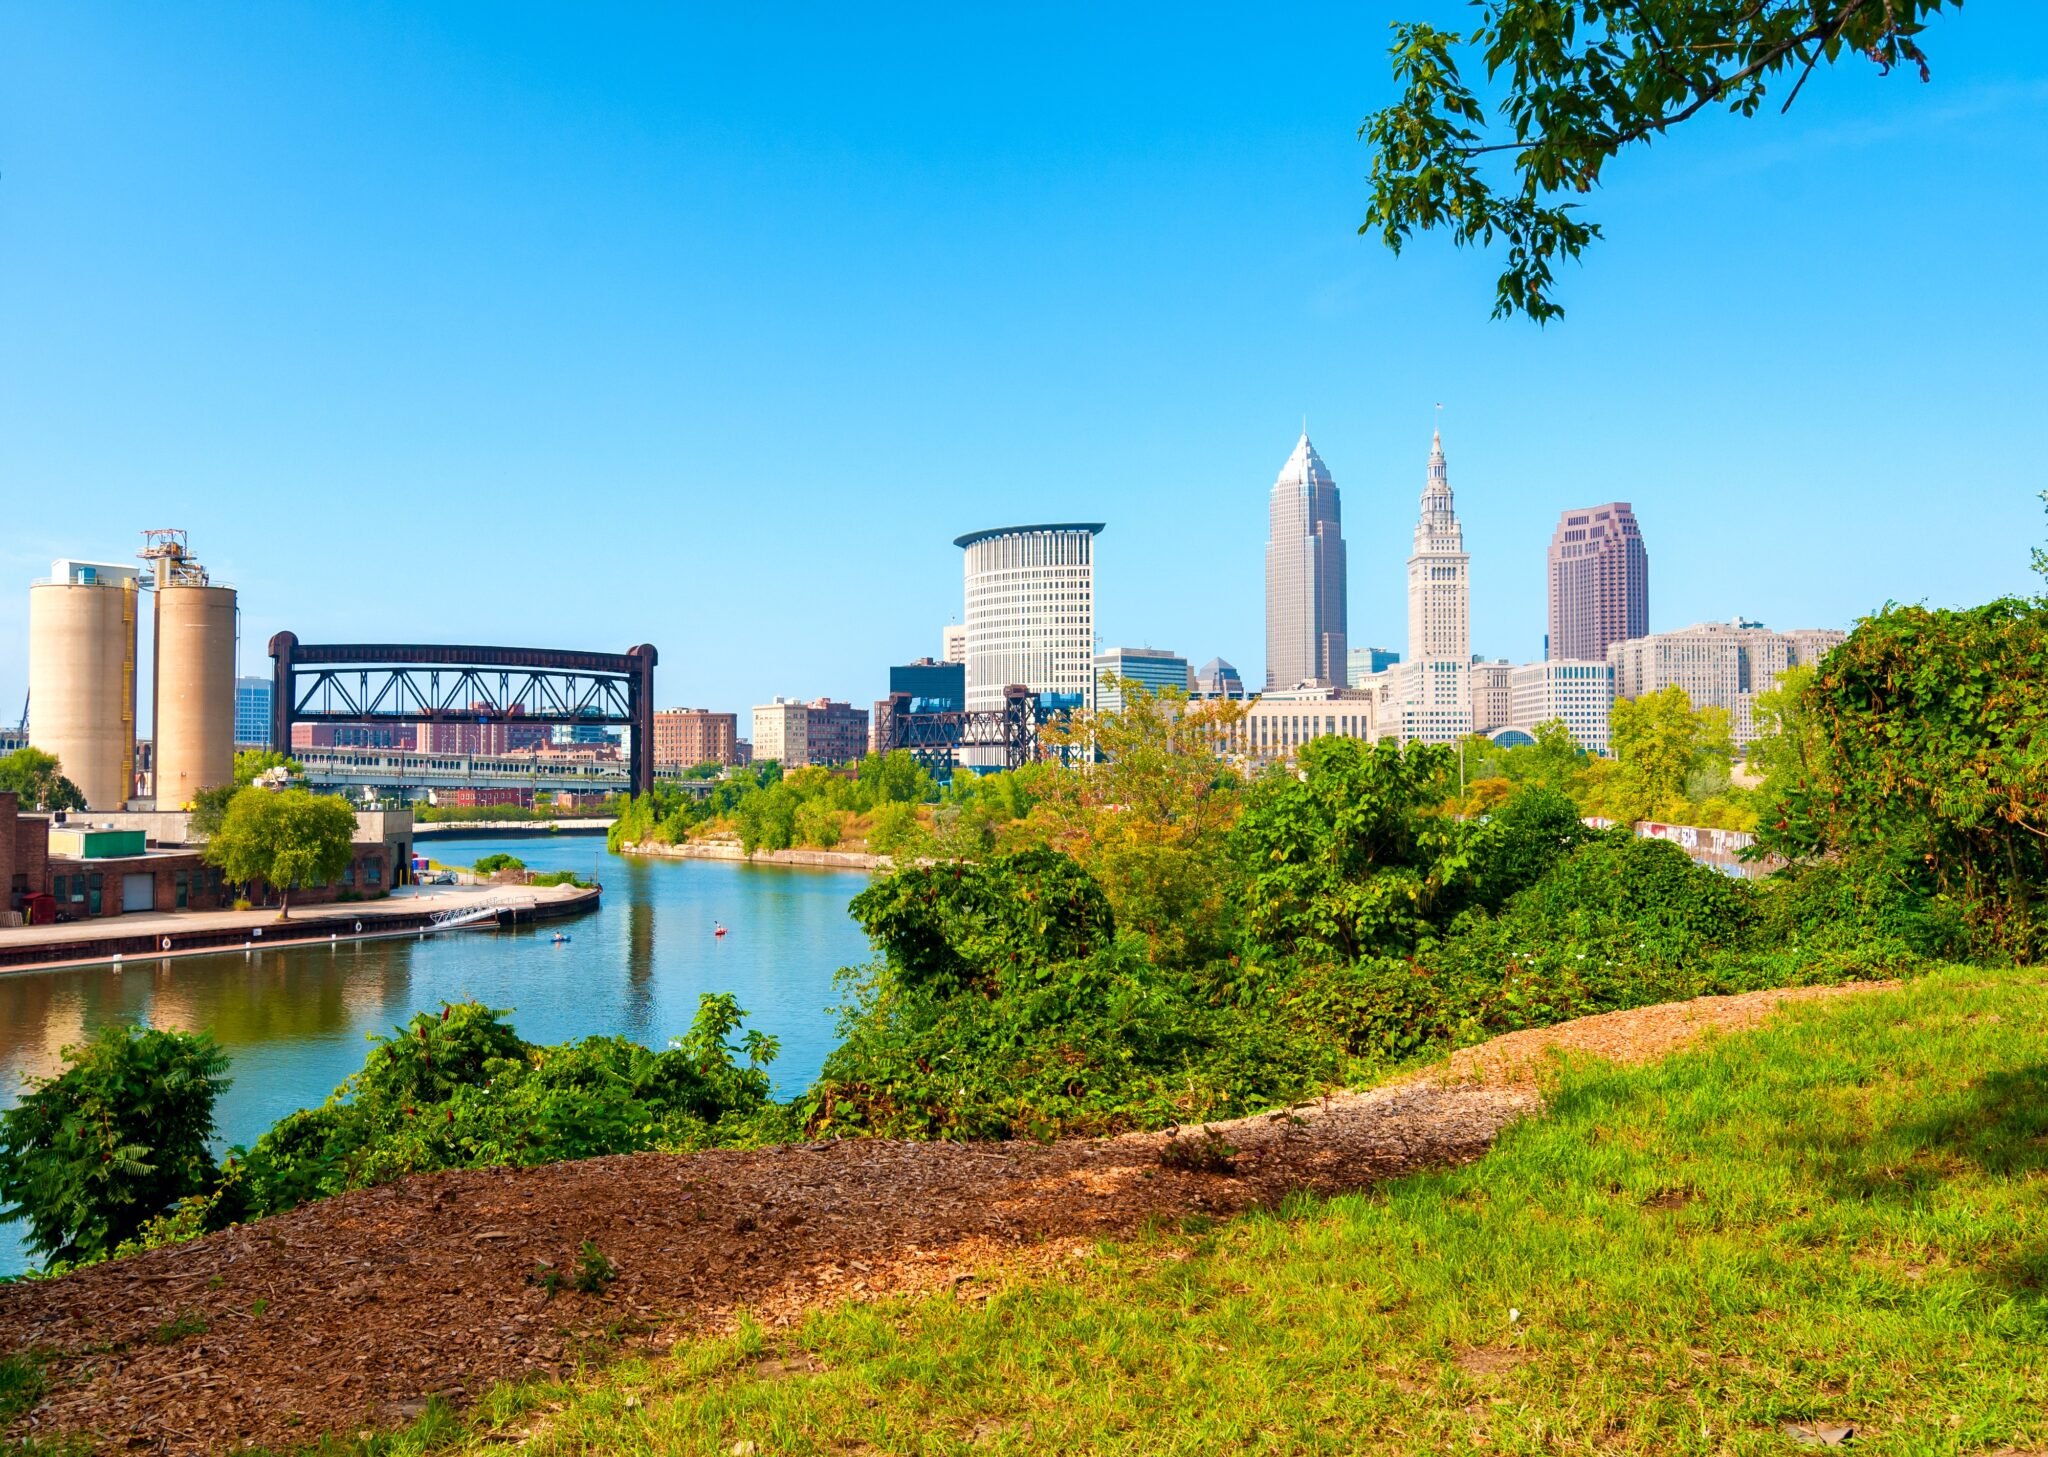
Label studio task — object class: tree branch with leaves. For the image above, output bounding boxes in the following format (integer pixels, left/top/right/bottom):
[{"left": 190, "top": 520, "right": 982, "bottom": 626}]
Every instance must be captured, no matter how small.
[{"left": 1360, "top": 0, "right": 1959, "bottom": 321}]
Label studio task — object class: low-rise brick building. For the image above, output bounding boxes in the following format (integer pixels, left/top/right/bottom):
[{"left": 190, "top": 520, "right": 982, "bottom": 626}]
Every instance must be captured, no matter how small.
[
  {"left": 652, "top": 708, "right": 741, "bottom": 768},
  {"left": 1, "top": 796, "right": 413, "bottom": 924}
]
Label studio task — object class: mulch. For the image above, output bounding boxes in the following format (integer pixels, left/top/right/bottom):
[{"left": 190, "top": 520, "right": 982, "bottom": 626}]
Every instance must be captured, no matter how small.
[{"left": 0, "top": 979, "right": 1888, "bottom": 1454}]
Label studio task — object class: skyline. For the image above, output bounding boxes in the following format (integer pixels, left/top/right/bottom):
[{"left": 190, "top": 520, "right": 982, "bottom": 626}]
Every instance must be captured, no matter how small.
[{"left": 3, "top": 5, "right": 2044, "bottom": 730}]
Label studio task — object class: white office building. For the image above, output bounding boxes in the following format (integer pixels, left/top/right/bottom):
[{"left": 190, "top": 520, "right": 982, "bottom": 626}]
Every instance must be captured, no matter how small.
[
  {"left": 1510, "top": 660, "right": 1615, "bottom": 755},
  {"left": 957, "top": 522, "right": 1103, "bottom": 714}
]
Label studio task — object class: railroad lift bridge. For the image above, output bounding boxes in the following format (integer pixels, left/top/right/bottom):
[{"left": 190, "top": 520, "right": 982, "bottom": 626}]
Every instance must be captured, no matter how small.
[{"left": 268, "top": 634, "right": 659, "bottom": 796}]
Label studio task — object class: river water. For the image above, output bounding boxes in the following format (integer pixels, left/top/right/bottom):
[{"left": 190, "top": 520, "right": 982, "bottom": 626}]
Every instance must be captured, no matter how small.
[{"left": 0, "top": 833, "right": 875, "bottom": 1277}]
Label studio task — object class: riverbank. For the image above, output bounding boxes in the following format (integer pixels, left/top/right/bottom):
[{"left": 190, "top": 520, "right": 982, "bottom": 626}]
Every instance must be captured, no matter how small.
[
  {"left": 617, "top": 837, "right": 895, "bottom": 872},
  {"left": 0, "top": 883, "right": 601, "bottom": 976}
]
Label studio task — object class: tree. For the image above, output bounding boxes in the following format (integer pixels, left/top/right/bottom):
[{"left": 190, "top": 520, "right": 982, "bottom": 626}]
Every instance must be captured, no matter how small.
[
  {"left": 1032, "top": 680, "right": 1249, "bottom": 969},
  {"left": 1360, "top": 1, "right": 1958, "bottom": 321},
  {"left": 1231, "top": 736, "right": 1460, "bottom": 960},
  {"left": 856, "top": 750, "right": 934, "bottom": 807},
  {"left": 1601, "top": 686, "right": 1732, "bottom": 824},
  {"left": 0, "top": 1025, "right": 231, "bottom": 1266},
  {"left": 849, "top": 848, "right": 1115, "bottom": 998},
  {"left": 205, "top": 786, "right": 358, "bottom": 918},
  {"left": 189, "top": 749, "right": 305, "bottom": 834},
  {"left": 0, "top": 746, "right": 87, "bottom": 811},
  {"left": 1525, "top": 719, "right": 1587, "bottom": 792},
  {"left": 794, "top": 797, "right": 843, "bottom": 850}
]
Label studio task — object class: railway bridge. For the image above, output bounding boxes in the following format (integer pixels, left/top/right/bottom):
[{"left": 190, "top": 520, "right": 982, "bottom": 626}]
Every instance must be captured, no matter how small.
[{"left": 268, "top": 634, "right": 660, "bottom": 795}]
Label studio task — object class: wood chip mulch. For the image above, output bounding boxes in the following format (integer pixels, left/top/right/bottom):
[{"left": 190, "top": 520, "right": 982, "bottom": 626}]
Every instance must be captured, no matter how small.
[{"left": 0, "top": 978, "right": 1890, "bottom": 1454}]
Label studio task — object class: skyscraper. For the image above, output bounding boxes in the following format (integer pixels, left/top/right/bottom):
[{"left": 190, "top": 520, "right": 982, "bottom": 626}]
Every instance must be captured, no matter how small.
[
  {"left": 1547, "top": 503, "right": 1648, "bottom": 663},
  {"left": 1407, "top": 431, "right": 1469, "bottom": 664},
  {"left": 1264, "top": 432, "right": 1347, "bottom": 689},
  {"left": 957, "top": 522, "right": 1102, "bottom": 713}
]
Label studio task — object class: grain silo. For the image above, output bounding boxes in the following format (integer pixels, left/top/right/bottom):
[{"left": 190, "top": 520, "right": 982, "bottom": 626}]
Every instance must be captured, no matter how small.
[
  {"left": 27, "top": 559, "right": 141, "bottom": 810},
  {"left": 142, "top": 530, "right": 237, "bottom": 811}
]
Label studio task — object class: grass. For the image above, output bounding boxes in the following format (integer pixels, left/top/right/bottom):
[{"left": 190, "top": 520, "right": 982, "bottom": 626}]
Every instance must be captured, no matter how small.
[
  {"left": 0, "top": 1354, "right": 48, "bottom": 1426},
  {"left": 150, "top": 1311, "right": 209, "bottom": 1346},
  {"left": 136, "top": 966, "right": 2048, "bottom": 1453}
]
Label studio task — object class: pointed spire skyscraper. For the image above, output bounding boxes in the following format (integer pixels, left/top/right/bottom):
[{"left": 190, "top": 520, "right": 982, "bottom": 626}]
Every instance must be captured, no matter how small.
[
  {"left": 1264, "top": 430, "right": 1348, "bottom": 689},
  {"left": 1407, "top": 429, "right": 1469, "bottom": 664}
]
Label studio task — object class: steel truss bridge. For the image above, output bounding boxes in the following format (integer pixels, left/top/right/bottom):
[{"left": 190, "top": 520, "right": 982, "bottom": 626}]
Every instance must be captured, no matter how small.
[
  {"left": 269, "top": 634, "right": 660, "bottom": 795},
  {"left": 879, "top": 684, "right": 1044, "bottom": 773}
]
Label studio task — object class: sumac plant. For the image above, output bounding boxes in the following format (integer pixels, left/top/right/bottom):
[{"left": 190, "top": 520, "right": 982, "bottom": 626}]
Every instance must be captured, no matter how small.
[{"left": 0, "top": 1025, "right": 231, "bottom": 1265}]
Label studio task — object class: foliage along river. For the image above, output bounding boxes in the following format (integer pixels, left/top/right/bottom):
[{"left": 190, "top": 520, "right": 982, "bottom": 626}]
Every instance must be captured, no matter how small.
[{"left": 0, "top": 832, "right": 875, "bottom": 1277}]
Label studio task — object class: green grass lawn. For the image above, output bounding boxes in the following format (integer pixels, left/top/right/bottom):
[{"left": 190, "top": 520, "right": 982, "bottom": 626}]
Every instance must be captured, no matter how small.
[{"left": 321, "top": 965, "right": 2048, "bottom": 1455}]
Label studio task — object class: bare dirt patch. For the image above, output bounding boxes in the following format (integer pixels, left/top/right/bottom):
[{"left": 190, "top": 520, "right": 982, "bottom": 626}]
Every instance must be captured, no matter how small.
[{"left": 0, "top": 978, "right": 1894, "bottom": 1454}]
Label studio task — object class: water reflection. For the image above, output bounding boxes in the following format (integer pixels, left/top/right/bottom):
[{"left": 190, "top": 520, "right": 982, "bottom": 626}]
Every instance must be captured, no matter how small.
[{"left": 0, "top": 834, "right": 874, "bottom": 1276}]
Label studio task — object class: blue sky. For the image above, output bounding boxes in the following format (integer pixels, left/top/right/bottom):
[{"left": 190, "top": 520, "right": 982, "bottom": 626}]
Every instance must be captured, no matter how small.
[{"left": 2, "top": 3, "right": 2042, "bottom": 726}]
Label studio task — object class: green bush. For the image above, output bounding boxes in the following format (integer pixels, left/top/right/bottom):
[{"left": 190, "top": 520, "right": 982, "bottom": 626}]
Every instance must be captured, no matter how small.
[
  {"left": 472, "top": 853, "right": 526, "bottom": 875},
  {"left": 529, "top": 869, "right": 591, "bottom": 888},
  {"left": 236, "top": 997, "right": 782, "bottom": 1216},
  {"left": 849, "top": 848, "right": 1115, "bottom": 997},
  {"left": 806, "top": 946, "right": 1337, "bottom": 1141},
  {"left": 0, "top": 1025, "right": 232, "bottom": 1265}
]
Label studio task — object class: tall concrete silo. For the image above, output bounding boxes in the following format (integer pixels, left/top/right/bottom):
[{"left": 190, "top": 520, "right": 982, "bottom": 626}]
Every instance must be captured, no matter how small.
[
  {"left": 27, "top": 559, "right": 142, "bottom": 810},
  {"left": 142, "top": 530, "right": 237, "bottom": 811}
]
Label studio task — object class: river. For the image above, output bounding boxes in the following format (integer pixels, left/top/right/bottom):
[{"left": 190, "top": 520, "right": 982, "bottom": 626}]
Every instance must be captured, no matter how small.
[{"left": 0, "top": 833, "right": 876, "bottom": 1277}]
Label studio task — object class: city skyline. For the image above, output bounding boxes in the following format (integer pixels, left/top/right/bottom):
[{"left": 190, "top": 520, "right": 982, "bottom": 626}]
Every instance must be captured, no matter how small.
[{"left": 3, "top": 7, "right": 2043, "bottom": 726}]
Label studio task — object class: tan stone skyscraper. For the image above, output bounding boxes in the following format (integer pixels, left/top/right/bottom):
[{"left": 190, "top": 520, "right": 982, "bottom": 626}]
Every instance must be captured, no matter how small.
[
  {"left": 1264, "top": 431, "right": 1347, "bottom": 688},
  {"left": 1407, "top": 430, "right": 1469, "bottom": 664}
]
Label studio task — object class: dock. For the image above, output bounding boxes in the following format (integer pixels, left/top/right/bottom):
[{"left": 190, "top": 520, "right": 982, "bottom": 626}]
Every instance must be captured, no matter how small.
[{"left": 0, "top": 883, "right": 601, "bottom": 976}]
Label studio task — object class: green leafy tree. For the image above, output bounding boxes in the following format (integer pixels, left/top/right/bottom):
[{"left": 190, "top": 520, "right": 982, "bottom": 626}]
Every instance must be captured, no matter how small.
[
  {"left": 204, "top": 786, "right": 358, "bottom": 918},
  {"left": 1525, "top": 719, "right": 1586, "bottom": 791},
  {"left": 1467, "top": 783, "right": 1590, "bottom": 911},
  {"left": 856, "top": 750, "right": 935, "bottom": 807},
  {"left": 1231, "top": 736, "right": 1462, "bottom": 960},
  {"left": 0, "top": 746, "right": 87, "bottom": 811},
  {"left": 866, "top": 800, "right": 928, "bottom": 859},
  {"left": 1031, "top": 679, "right": 1249, "bottom": 968},
  {"left": 189, "top": 749, "right": 305, "bottom": 833},
  {"left": 1601, "top": 687, "right": 1733, "bottom": 824},
  {"left": 1360, "top": 1, "right": 1958, "bottom": 320},
  {"left": 0, "top": 1025, "right": 232, "bottom": 1266},
  {"left": 794, "top": 797, "right": 843, "bottom": 849},
  {"left": 1755, "top": 599, "right": 2048, "bottom": 958},
  {"left": 736, "top": 784, "right": 799, "bottom": 854}
]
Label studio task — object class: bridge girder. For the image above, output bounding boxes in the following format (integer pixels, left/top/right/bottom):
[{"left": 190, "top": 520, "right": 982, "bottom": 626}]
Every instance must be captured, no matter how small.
[{"left": 269, "top": 634, "right": 659, "bottom": 795}]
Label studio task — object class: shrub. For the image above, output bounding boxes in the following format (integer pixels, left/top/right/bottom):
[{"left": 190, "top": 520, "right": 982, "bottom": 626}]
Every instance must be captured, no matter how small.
[
  {"left": 473, "top": 853, "right": 527, "bottom": 875},
  {"left": 0, "top": 1025, "right": 232, "bottom": 1266},
  {"left": 849, "top": 848, "right": 1115, "bottom": 997},
  {"left": 237, "top": 997, "right": 782, "bottom": 1216},
  {"left": 1466, "top": 784, "right": 1590, "bottom": 911},
  {"left": 1756, "top": 598, "right": 2048, "bottom": 959}
]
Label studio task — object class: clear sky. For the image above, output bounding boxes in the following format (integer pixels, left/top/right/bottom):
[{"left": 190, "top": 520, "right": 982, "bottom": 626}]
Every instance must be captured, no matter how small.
[{"left": 2, "top": 3, "right": 2042, "bottom": 728}]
